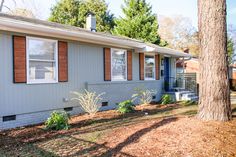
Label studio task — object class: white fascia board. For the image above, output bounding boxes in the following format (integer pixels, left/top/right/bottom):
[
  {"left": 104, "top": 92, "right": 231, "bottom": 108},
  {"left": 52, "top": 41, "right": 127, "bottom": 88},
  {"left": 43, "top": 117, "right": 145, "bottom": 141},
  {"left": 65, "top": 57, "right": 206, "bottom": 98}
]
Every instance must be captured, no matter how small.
[
  {"left": 0, "top": 17, "right": 145, "bottom": 49},
  {"left": 135, "top": 45, "right": 192, "bottom": 58}
]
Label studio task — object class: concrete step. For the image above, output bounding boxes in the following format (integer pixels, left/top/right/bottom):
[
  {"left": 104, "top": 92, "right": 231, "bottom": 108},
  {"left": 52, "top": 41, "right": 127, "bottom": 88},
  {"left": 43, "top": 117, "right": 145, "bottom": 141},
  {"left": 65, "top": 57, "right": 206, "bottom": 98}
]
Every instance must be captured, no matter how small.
[
  {"left": 185, "top": 96, "right": 199, "bottom": 101},
  {"left": 182, "top": 93, "right": 197, "bottom": 99},
  {"left": 173, "top": 89, "right": 198, "bottom": 101}
]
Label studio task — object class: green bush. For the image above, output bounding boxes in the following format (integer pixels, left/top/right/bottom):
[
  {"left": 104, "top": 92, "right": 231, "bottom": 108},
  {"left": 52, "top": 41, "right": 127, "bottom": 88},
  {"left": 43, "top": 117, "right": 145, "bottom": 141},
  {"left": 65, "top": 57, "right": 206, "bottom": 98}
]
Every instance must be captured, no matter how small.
[
  {"left": 45, "top": 111, "right": 70, "bottom": 130},
  {"left": 117, "top": 100, "right": 135, "bottom": 114},
  {"left": 161, "top": 94, "right": 173, "bottom": 105}
]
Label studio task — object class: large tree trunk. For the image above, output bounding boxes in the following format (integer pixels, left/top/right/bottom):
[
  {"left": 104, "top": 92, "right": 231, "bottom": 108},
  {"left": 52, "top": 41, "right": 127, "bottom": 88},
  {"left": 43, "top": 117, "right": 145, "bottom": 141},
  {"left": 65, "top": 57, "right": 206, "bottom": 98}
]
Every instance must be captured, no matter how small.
[{"left": 197, "top": 0, "right": 232, "bottom": 121}]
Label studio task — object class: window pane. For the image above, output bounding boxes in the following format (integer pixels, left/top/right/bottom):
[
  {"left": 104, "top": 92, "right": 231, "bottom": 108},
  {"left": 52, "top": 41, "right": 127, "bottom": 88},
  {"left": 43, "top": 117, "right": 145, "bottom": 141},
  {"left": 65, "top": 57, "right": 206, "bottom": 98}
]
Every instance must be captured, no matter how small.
[
  {"left": 28, "top": 38, "right": 56, "bottom": 60},
  {"left": 145, "top": 55, "right": 155, "bottom": 79},
  {"left": 29, "top": 61, "right": 55, "bottom": 81},
  {"left": 112, "top": 64, "right": 127, "bottom": 80},
  {"left": 145, "top": 56, "right": 155, "bottom": 66},
  {"left": 112, "top": 50, "right": 127, "bottom": 80}
]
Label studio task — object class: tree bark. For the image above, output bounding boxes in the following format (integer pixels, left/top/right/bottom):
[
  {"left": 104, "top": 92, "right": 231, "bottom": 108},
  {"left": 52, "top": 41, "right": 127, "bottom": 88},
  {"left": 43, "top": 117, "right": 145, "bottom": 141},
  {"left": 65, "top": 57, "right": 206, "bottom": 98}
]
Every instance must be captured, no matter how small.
[{"left": 197, "top": 0, "right": 232, "bottom": 121}]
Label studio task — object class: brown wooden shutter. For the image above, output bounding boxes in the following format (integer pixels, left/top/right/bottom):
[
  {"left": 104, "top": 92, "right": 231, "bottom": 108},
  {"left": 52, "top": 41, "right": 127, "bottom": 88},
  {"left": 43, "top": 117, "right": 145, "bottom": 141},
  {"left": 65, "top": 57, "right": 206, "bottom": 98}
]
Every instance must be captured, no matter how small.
[
  {"left": 139, "top": 53, "right": 144, "bottom": 80},
  {"left": 155, "top": 54, "right": 160, "bottom": 80},
  {"left": 127, "top": 51, "right": 132, "bottom": 81},
  {"left": 104, "top": 48, "right": 111, "bottom": 81},
  {"left": 58, "top": 41, "right": 68, "bottom": 82},
  {"left": 13, "top": 36, "right": 26, "bottom": 83}
]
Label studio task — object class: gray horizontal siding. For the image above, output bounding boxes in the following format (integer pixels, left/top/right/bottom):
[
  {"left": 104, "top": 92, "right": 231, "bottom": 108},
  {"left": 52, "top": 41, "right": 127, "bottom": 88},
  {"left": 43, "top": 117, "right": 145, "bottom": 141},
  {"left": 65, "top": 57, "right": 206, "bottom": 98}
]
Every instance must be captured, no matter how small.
[
  {"left": 0, "top": 32, "right": 170, "bottom": 129},
  {"left": 0, "top": 33, "right": 105, "bottom": 116},
  {"left": 0, "top": 32, "right": 169, "bottom": 125}
]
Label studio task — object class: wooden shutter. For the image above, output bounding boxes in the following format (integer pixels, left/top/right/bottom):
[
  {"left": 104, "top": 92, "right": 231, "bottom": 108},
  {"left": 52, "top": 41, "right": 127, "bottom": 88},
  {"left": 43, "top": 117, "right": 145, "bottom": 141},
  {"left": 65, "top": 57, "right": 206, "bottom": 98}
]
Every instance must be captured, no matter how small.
[
  {"left": 139, "top": 53, "right": 144, "bottom": 80},
  {"left": 58, "top": 41, "right": 68, "bottom": 82},
  {"left": 127, "top": 51, "right": 132, "bottom": 81},
  {"left": 104, "top": 48, "right": 111, "bottom": 81},
  {"left": 13, "top": 36, "right": 26, "bottom": 83},
  {"left": 155, "top": 54, "right": 160, "bottom": 80}
]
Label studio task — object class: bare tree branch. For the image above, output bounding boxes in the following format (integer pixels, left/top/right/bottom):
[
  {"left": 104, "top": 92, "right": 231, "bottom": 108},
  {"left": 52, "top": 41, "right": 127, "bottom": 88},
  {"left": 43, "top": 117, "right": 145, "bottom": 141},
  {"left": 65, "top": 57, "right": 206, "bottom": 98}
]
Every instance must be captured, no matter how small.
[{"left": 3, "top": 5, "right": 11, "bottom": 11}]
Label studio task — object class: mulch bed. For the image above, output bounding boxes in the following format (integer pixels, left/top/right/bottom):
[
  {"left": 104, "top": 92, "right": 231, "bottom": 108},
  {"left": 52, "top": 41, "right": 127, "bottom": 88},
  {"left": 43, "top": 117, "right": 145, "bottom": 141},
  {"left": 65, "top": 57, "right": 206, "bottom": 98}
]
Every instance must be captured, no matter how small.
[
  {"left": 0, "top": 103, "right": 236, "bottom": 157},
  {"left": 98, "top": 117, "right": 236, "bottom": 157}
]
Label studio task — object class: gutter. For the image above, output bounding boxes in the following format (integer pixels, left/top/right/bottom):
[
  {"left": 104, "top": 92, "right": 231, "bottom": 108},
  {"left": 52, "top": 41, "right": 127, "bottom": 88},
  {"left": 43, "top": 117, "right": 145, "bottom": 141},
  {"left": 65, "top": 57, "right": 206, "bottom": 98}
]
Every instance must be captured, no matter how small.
[
  {"left": 0, "top": 16, "right": 145, "bottom": 49},
  {"left": 0, "top": 14, "right": 193, "bottom": 58}
]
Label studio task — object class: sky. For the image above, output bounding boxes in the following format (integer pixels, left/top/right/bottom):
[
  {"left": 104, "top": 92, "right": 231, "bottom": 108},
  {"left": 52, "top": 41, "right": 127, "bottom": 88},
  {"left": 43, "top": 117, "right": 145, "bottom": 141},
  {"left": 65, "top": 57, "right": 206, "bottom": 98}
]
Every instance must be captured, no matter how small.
[{"left": 3, "top": 0, "right": 235, "bottom": 29}]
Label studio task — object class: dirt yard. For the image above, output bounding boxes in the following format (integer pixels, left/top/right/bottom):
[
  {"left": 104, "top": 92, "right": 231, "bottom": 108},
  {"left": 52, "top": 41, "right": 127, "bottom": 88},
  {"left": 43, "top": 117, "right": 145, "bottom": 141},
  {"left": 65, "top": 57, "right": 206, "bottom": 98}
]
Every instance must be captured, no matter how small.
[{"left": 0, "top": 102, "right": 236, "bottom": 157}]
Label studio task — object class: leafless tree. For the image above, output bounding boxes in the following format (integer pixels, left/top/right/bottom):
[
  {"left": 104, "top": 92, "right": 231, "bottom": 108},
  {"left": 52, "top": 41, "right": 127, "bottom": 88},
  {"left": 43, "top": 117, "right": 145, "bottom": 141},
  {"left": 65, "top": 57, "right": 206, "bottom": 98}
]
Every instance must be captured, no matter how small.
[
  {"left": 158, "top": 15, "right": 199, "bottom": 56},
  {"left": 0, "top": 0, "right": 16, "bottom": 12}
]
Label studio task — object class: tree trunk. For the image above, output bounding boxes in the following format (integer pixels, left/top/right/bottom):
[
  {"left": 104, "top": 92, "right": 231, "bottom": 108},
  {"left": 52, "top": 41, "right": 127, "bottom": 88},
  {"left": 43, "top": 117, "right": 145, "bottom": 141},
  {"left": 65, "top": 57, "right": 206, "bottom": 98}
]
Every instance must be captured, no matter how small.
[
  {"left": 197, "top": 0, "right": 232, "bottom": 121},
  {"left": 0, "top": 0, "right": 4, "bottom": 12}
]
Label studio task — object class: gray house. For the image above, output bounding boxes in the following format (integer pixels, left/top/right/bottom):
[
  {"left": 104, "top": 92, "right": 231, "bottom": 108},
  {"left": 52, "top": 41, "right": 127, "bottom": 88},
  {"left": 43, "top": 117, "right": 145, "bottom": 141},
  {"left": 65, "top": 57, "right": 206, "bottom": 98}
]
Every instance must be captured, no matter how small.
[{"left": 0, "top": 13, "right": 191, "bottom": 129}]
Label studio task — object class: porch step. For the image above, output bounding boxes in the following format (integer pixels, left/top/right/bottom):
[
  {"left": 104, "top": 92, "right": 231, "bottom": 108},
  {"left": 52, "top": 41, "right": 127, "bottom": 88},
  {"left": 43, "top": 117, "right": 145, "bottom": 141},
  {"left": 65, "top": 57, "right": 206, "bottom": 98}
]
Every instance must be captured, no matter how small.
[
  {"left": 173, "top": 87, "right": 186, "bottom": 92},
  {"left": 174, "top": 90, "right": 198, "bottom": 101},
  {"left": 181, "top": 92, "right": 196, "bottom": 99},
  {"left": 185, "top": 96, "right": 199, "bottom": 101}
]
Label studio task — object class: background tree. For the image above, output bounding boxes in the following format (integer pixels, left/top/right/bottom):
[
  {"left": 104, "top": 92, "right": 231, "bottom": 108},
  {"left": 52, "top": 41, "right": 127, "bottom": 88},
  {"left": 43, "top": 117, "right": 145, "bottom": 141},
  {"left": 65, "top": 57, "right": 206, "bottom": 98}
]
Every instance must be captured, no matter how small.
[
  {"left": 228, "top": 25, "right": 236, "bottom": 63},
  {"left": 159, "top": 15, "right": 235, "bottom": 58},
  {"left": 0, "top": 0, "right": 40, "bottom": 18},
  {"left": 8, "top": 8, "right": 35, "bottom": 18},
  {"left": 158, "top": 15, "right": 199, "bottom": 55},
  {"left": 227, "top": 37, "right": 235, "bottom": 64},
  {"left": 49, "top": 0, "right": 115, "bottom": 33},
  {"left": 112, "top": 0, "right": 165, "bottom": 45},
  {"left": 0, "top": 0, "right": 5, "bottom": 12},
  {"left": 0, "top": 0, "right": 16, "bottom": 12},
  {"left": 197, "top": 0, "right": 232, "bottom": 121}
]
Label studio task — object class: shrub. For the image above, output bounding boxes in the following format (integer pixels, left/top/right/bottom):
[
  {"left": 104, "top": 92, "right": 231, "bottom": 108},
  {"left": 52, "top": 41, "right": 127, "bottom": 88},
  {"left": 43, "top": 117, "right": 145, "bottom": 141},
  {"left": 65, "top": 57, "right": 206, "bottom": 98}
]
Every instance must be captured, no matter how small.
[
  {"left": 117, "top": 100, "right": 135, "bottom": 114},
  {"left": 132, "top": 87, "right": 157, "bottom": 105},
  {"left": 161, "top": 94, "right": 173, "bottom": 105},
  {"left": 45, "top": 111, "right": 70, "bottom": 130},
  {"left": 71, "top": 90, "right": 104, "bottom": 116}
]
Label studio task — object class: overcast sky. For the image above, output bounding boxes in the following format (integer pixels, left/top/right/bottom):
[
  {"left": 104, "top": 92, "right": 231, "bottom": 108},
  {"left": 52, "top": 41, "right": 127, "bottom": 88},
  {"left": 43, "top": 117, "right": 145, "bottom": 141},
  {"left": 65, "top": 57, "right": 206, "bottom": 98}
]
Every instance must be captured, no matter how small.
[{"left": 3, "top": 0, "right": 236, "bottom": 29}]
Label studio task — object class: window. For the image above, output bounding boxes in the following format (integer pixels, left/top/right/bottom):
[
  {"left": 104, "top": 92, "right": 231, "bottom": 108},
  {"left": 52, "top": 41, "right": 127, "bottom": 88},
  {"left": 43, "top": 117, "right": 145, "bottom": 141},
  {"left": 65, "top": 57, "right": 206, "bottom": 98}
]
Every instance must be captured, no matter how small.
[
  {"left": 26, "top": 37, "right": 58, "bottom": 84},
  {"left": 145, "top": 54, "right": 155, "bottom": 80},
  {"left": 111, "top": 49, "right": 127, "bottom": 81}
]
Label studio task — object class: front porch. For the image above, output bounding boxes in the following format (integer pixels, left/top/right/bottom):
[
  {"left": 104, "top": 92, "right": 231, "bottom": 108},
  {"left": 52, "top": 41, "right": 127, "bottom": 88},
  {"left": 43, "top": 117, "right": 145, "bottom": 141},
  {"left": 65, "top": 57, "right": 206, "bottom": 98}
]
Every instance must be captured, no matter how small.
[{"left": 162, "top": 57, "right": 198, "bottom": 102}]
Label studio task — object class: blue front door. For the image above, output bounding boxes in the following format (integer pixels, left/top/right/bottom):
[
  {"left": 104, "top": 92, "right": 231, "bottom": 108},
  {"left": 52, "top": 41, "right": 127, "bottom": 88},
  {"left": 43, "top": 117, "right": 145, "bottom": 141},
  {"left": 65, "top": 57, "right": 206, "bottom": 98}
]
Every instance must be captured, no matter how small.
[{"left": 164, "top": 57, "right": 170, "bottom": 91}]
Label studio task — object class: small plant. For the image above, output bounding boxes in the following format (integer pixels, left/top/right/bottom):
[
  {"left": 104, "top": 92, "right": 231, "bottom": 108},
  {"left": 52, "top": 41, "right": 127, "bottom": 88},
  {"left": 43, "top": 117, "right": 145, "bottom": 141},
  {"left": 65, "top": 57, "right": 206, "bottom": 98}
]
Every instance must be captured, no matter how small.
[
  {"left": 117, "top": 100, "right": 135, "bottom": 114},
  {"left": 45, "top": 111, "right": 70, "bottom": 130},
  {"left": 161, "top": 94, "right": 173, "bottom": 105},
  {"left": 71, "top": 90, "right": 104, "bottom": 117},
  {"left": 132, "top": 87, "right": 157, "bottom": 105}
]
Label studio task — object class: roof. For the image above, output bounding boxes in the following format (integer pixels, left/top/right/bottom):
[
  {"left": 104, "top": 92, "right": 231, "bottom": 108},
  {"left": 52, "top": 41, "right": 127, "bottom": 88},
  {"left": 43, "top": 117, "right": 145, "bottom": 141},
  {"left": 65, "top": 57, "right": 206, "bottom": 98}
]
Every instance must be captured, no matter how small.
[{"left": 0, "top": 13, "right": 191, "bottom": 58}]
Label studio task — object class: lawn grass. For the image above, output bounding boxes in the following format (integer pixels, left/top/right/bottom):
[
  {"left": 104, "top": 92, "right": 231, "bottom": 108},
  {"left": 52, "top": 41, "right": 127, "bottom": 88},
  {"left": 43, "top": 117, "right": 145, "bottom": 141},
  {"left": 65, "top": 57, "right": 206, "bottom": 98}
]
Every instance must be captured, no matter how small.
[{"left": 0, "top": 102, "right": 236, "bottom": 157}]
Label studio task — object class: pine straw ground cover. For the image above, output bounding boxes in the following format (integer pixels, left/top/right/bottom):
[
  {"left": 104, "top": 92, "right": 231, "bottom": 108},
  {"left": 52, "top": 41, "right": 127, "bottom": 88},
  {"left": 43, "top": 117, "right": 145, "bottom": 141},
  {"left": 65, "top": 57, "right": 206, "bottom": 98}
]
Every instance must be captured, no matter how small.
[{"left": 0, "top": 103, "right": 236, "bottom": 157}]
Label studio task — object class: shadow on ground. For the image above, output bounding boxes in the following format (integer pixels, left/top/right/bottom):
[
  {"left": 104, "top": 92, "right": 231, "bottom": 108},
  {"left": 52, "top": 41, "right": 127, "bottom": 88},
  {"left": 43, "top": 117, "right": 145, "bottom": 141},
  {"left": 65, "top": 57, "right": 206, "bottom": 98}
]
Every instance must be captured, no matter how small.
[{"left": 0, "top": 103, "right": 235, "bottom": 156}]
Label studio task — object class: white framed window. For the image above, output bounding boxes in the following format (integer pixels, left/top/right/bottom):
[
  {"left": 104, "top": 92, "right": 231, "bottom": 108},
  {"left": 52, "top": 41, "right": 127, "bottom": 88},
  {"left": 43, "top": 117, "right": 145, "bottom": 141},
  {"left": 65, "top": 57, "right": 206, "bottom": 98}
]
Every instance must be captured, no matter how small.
[
  {"left": 111, "top": 48, "right": 127, "bottom": 81},
  {"left": 145, "top": 54, "right": 155, "bottom": 80},
  {"left": 26, "top": 36, "right": 58, "bottom": 84}
]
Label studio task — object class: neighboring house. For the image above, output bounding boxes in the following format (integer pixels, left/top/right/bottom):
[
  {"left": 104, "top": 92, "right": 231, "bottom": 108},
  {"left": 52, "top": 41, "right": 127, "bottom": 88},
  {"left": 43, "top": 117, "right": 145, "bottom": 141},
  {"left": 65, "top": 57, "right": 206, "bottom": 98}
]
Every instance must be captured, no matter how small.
[
  {"left": 176, "top": 57, "right": 199, "bottom": 84},
  {"left": 229, "top": 64, "right": 236, "bottom": 90},
  {"left": 0, "top": 13, "right": 191, "bottom": 129},
  {"left": 177, "top": 57, "right": 236, "bottom": 91}
]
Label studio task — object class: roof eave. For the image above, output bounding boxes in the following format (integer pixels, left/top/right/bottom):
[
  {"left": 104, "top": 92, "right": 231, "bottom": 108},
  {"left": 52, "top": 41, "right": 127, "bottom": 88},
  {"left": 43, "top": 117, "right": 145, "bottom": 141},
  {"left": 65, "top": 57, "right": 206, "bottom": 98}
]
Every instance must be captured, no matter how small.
[
  {"left": 135, "top": 45, "right": 192, "bottom": 58},
  {"left": 0, "top": 16, "right": 145, "bottom": 49}
]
